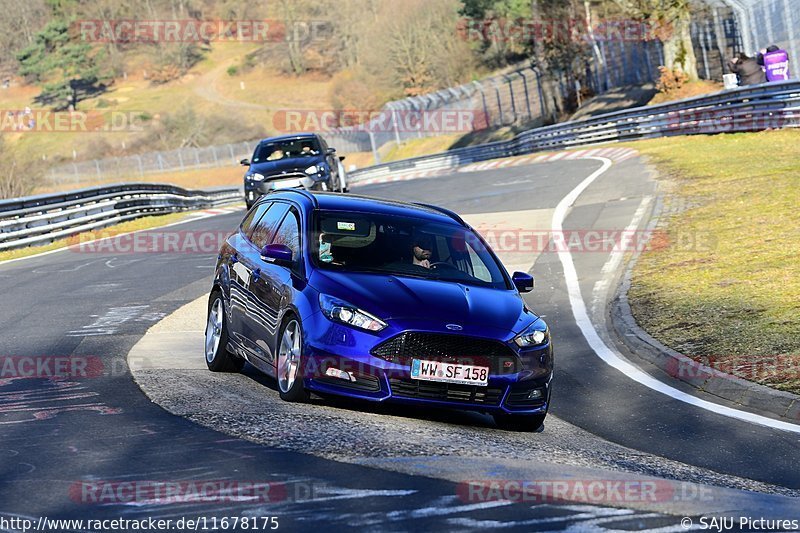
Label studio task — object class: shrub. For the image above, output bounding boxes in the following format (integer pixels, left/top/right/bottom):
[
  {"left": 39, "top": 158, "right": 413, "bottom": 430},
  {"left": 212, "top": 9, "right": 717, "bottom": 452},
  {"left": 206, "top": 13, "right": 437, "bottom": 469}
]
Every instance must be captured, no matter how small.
[{"left": 656, "top": 66, "right": 689, "bottom": 96}]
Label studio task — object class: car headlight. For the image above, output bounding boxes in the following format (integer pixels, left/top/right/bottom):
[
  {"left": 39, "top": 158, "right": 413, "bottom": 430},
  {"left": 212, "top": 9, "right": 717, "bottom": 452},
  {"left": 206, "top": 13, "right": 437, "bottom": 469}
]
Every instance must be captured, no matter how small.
[
  {"left": 305, "top": 165, "right": 320, "bottom": 175},
  {"left": 514, "top": 320, "right": 549, "bottom": 347},
  {"left": 249, "top": 173, "right": 265, "bottom": 182},
  {"left": 319, "top": 294, "right": 387, "bottom": 332}
]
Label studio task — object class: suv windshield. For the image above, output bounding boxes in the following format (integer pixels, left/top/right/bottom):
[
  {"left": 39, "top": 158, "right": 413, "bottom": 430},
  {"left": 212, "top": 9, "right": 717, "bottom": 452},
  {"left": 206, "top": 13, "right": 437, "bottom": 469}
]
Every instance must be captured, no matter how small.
[
  {"left": 253, "top": 138, "right": 321, "bottom": 163},
  {"left": 312, "top": 210, "right": 509, "bottom": 290}
]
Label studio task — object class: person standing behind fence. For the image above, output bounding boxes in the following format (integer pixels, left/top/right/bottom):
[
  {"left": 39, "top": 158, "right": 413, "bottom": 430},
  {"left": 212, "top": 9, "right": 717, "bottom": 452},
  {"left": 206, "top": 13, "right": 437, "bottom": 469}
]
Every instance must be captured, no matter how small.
[
  {"left": 727, "top": 53, "right": 766, "bottom": 86},
  {"left": 763, "top": 45, "right": 791, "bottom": 82}
]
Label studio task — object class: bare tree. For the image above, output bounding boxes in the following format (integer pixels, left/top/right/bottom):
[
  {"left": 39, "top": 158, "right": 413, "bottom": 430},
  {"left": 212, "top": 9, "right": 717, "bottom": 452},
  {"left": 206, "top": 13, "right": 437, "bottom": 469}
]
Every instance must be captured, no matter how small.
[
  {"left": 0, "top": 137, "right": 43, "bottom": 199},
  {"left": 0, "top": 0, "right": 48, "bottom": 70}
]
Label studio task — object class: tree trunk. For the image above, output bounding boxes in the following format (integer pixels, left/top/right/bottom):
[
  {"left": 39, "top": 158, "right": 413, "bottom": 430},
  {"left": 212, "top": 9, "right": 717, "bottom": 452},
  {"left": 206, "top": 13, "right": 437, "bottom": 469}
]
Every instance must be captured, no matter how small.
[{"left": 662, "top": 8, "right": 699, "bottom": 81}]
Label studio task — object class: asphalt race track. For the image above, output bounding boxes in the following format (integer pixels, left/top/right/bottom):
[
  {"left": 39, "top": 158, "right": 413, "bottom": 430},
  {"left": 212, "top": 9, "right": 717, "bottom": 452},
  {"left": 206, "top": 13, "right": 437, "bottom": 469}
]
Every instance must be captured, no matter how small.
[{"left": 1, "top": 154, "right": 798, "bottom": 531}]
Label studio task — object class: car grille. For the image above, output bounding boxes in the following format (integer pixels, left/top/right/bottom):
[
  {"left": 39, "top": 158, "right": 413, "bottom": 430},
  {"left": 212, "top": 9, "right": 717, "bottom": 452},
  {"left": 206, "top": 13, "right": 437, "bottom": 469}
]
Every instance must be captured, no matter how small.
[
  {"left": 265, "top": 172, "right": 307, "bottom": 181},
  {"left": 371, "top": 332, "right": 520, "bottom": 374},
  {"left": 389, "top": 378, "right": 504, "bottom": 405}
]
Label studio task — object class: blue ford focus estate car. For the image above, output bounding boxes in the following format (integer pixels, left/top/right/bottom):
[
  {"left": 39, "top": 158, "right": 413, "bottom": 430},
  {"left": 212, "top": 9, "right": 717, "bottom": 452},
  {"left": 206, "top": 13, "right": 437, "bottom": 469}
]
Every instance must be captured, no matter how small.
[{"left": 205, "top": 189, "right": 553, "bottom": 430}]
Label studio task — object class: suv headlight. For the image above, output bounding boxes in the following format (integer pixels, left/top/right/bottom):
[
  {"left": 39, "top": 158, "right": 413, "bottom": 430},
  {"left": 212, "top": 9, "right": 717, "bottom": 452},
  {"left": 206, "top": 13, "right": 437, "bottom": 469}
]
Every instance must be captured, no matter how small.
[
  {"left": 249, "top": 173, "right": 265, "bottom": 182},
  {"left": 305, "top": 165, "right": 320, "bottom": 175},
  {"left": 319, "top": 294, "right": 387, "bottom": 332},
  {"left": 514, "top": 320, "right": 549, "bottom": 347}
]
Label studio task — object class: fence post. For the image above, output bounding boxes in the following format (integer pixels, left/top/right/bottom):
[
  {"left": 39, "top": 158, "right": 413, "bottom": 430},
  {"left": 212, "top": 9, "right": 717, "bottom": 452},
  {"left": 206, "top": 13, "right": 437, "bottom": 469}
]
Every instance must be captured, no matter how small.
[
  {"left": 477, "top": 83, "right": 490, "bottom": 127},
  {"left": 712, "top": 8, "right": 728, "bottom": 75},
  {"left": 391, "top": 106, "right": 401, "bottom": 147},
  {"left": 518, "top": 70, "right": 533, "bottom": 120},
  {"left": 493, "top": 81, "right": 503, "bottom": 125},
  {"left": 368, "top": 131, "right": 380, "bottom": 165},
  {"left": 533, "top": 69, "right": 547, "bottom": 121},
  {"left": 178, "top": 150, "right": 185, "bottom": 171},
  {"left": 504, "top": 75, "right": 517, "bottom": 123},
  {"left": 643, "top": 39, "right": 654, "bottom": 81},
  {"left": 137, "top": 155, "right": 144, "bottom": 178},
  {"left": 783, "top": 0, "right": 799, "bottom": 79},
  {"left": 599, "top": 40, "right": 611, "bottom": 92}
]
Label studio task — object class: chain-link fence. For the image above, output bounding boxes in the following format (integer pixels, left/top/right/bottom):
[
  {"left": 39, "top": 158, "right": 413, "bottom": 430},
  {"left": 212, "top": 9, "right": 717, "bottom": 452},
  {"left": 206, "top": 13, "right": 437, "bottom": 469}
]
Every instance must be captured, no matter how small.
[
  {"left": 725, "top": 0, "right": 800, "bottom": 70},
  {"left": 46, "top": 1, "right": 795, "bottom": 185}
]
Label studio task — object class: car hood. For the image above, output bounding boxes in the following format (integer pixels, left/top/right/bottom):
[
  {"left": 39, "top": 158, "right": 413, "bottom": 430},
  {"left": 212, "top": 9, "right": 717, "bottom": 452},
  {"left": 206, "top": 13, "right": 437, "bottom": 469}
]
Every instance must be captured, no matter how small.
[
  {"left": 250, "top": 157, "right": 324, "bottom": 178},
  {"left": 308, "top": 270, "right": 536, "bottom": 336}
]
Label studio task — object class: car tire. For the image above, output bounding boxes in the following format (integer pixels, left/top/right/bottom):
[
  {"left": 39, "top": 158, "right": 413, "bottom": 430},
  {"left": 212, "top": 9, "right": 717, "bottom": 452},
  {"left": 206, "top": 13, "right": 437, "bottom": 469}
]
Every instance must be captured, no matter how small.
[
  {"left": 276, "top": 315, "right": 310, "bottom": 402},
  {"left": 493, "top": 413, "right": 546, "bottom": 432},
  {"left": 205, "top": 291, "right": 245, "bottom": 373}
]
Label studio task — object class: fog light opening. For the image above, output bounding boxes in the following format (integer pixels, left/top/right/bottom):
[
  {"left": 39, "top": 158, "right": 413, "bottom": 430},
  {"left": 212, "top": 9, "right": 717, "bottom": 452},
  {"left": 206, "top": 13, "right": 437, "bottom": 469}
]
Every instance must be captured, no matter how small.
[
  {"left": 527, "top": 388, "right": 544, "bottom": 400},
  {"left": 325, "top": 367, "right": 356, "bottom": 382}
]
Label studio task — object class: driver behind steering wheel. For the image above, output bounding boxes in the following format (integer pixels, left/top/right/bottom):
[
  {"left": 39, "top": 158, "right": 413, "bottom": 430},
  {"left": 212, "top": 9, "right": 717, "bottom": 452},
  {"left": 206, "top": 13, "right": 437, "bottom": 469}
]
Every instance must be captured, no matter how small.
[{"left": 412, "top": 233, "right": 434, "bottom": 268}]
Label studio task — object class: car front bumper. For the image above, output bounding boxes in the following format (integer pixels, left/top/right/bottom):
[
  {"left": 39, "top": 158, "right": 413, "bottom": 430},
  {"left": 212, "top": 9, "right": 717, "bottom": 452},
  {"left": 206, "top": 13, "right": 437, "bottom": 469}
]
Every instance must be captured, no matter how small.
[
  {"left": 300, "top": 313, "right": 553, "bottom": 415},
  {"left": 245, "top": 172, "right": 330, "bottom": 200}
]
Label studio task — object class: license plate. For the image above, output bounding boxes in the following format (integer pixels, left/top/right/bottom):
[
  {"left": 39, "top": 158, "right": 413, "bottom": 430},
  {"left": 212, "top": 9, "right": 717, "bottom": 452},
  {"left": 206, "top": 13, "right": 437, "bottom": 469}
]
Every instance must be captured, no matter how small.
[
  {"left": 410, "top": 359, "right": 489, "bottom": 386},
  {"left": 272, "top": 178, "right": 302, "bottom": 189}
]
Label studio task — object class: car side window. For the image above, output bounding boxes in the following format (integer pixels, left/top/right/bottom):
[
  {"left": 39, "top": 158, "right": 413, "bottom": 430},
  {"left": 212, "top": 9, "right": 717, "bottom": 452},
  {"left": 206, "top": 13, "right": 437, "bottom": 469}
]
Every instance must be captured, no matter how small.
[
  {"left": 240, "top": 202, "right": 270, "bottom": 236},
  {"left": 272, "top": 208, "right": 301, "bottom": 263},
  {"left": 250, "top": 202, "right": 290, "bottom": 250}
]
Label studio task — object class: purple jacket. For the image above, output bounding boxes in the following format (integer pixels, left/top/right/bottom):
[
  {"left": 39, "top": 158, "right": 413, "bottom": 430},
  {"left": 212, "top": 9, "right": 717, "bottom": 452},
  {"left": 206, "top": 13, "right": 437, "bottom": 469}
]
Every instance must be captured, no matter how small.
[{"left": 764, "top": 49, "right": 790, "bottom": 81}]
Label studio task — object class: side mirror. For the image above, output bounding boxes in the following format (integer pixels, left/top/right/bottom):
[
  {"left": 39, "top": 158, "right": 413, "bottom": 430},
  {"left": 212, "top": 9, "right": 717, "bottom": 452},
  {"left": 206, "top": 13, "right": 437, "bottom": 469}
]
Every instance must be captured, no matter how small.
[
  {"left": 240, "top": 158, "right": 250, "bottom": 166},
  {"left": 326, "top": 147, "right": 336, "bottom": 155},
  {"left": 512, "top": 271, "right": 534, "bottom": 293},
  {"left": 261, "top": 243, "right": 293, "bottom": 265},
  {"left": 338, "top": 155, "right": 346, "bottom": 162}
]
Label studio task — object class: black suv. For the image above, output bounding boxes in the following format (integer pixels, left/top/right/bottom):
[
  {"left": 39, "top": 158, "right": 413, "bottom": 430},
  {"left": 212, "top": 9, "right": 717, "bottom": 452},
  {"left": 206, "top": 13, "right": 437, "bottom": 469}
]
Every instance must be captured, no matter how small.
[{"left": 241, "top": 133, "right": 346, "bottom": 208}]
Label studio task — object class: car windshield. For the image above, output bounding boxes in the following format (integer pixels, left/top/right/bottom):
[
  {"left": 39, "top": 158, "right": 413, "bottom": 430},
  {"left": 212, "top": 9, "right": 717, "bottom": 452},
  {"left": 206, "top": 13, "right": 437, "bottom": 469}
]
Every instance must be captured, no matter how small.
[
  {"left": 312, "top": 210, "right": 509, "bottom": 290},
  {"left": 253, "top": 138, "right": 321, "bottom": 162}
]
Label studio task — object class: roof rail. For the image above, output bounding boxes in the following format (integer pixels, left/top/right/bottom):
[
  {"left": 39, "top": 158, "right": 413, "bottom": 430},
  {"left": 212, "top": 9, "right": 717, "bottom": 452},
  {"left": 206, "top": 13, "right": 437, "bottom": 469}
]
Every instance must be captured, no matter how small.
[
  {"left": 412, "top": 202, "right": 465, "bottom": 226},
  {"left": 270, "top": 188, "right": 318, "bottom": 208}
]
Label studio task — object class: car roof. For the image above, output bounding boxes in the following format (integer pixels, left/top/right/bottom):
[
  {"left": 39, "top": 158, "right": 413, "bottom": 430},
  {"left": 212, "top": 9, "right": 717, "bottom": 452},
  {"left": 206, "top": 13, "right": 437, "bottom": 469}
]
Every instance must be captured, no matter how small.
[
  {"left": 267, "top": 191, "right": 465, "bottom": 226},
  {"left": 257, "top": 133, "right": 320, "bottom": 144}
]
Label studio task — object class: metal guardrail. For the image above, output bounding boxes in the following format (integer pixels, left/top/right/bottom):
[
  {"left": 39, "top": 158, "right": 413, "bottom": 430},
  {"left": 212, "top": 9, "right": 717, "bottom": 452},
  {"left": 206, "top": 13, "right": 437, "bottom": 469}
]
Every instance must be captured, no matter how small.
[
  {"left": 0, "top": 184, "right": 242, "bottom": 251},
  {"left": 347, "top": 80, "right": 800, "bottom": 183},
  {"left": 5, "top": 81, "right": 798, "bottom": 252}
]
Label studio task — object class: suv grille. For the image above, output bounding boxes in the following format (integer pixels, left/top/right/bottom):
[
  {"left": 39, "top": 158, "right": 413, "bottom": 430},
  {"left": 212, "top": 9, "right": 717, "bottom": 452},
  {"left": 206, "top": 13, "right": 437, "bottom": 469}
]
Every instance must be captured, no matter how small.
[
  {"left": 389, "top": 378, "right": 504, "bottom": 405},
  {"left": 371, "top": 332, "right": 520, "bottom": 374}
]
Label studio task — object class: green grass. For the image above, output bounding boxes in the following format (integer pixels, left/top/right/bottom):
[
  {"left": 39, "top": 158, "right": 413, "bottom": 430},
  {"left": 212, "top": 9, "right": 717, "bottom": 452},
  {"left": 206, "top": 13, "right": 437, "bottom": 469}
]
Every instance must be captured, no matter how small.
[{"left": 624, "top": 130, "right": 800, "bottom": 394}]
